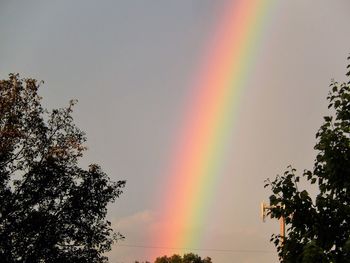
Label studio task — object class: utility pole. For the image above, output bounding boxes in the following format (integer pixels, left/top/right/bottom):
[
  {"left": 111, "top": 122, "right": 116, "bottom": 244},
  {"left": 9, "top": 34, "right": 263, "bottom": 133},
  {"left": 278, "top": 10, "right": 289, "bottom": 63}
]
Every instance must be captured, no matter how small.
[{"left": 261, "top": 202, "right": 285, "bottom": 257}]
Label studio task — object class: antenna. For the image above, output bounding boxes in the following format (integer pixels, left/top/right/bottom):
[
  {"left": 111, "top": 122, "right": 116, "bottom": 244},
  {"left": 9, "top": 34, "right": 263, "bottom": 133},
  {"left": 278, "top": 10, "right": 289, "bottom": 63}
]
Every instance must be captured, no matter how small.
[
  {"left": 261, "top": 202, "right": 286, "bottom": 250},
  {"left": 260, "top": 202, "right": 270, "bottom": 222}
]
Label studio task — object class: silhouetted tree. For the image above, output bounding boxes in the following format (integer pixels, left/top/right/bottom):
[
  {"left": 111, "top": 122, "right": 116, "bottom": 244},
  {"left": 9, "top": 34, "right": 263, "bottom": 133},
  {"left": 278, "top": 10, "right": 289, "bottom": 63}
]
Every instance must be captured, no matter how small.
[
  {"left": 169, "top": 254, "right": 182, "bottom": 263},
  {"left": 182, "top": 253, "right": 202, "bottom": 263},
  {"left": 154, "top": 253, "right": 212, "bottom": 263},
  {"left": 0, "top": 74, "right": 125, "bottom": 262},
  {"left": 201, "top": 257, "right": 212, "bottom": 263},
  {"left": 154, "top": 256, "right": 169, "bottom": 263},
  {"left": 265, "top": 57, "right": 350, "bottom": 262}
]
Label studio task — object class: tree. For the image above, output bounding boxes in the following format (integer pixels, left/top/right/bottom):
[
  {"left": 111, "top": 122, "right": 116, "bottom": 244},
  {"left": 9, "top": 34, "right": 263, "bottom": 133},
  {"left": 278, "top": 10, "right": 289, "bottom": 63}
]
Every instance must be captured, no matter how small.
[
  {"left": 182, "top": 253, "right": 202, "bottom": 263},
  {"left": 264, "top": 58, "right": 350, "bottom": 262},
  {"left": 154, "top": 255, "right": 170, "bottom": 263},
  {"left": 0, "top": 74, "right": 126, "bottom": 262},
  {"left": 154, "top": 253, "right": 212, "bottom": 263},
  {"left": 169, "top": 254, "right": 182, "bottom": 263}
]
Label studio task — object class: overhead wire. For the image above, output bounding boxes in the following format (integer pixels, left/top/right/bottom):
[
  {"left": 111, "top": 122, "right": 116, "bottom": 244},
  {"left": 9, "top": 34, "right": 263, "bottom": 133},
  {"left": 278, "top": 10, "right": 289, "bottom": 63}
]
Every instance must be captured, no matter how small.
[{"left": 116, "top": 244, "right": 275, "bottom": 254}]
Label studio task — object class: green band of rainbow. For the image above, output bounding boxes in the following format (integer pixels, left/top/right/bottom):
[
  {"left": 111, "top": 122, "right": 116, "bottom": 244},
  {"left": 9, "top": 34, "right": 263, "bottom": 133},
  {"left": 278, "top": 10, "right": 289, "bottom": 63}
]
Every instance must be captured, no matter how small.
[{"left": 151, "top": 0, "right": 275, "bottom": 259}]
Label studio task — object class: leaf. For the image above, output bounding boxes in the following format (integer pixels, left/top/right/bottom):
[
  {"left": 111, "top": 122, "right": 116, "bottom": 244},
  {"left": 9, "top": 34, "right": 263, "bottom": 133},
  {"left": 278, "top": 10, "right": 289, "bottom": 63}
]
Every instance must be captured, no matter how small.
[
  {"left": 334, "top": 100, "right": 341, "bottom": 108},
  {"left": 300, "top": 190, "right": 309, "bottom": 200},
  {"left": 324, "top": 116, "right": 332, "bottom": 122}
]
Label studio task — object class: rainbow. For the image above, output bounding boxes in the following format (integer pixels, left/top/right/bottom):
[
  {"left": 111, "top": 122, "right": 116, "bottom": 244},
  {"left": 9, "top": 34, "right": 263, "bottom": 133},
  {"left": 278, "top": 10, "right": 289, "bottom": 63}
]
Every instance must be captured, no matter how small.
[{"left": 151, "top": 0, "right": 275, "bottom": 259}]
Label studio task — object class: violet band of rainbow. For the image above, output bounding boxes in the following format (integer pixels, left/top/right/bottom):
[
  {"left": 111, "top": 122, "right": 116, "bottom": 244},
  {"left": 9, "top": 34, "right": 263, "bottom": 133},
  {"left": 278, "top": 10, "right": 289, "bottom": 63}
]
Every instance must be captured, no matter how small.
[{"left": 151, "top": 0, "right": 276, "bottom": 259}]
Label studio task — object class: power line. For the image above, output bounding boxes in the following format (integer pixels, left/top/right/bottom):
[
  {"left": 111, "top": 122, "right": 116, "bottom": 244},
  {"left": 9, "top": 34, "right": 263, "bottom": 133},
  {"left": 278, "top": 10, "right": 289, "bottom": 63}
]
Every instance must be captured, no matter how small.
[{"left": 117, "top": 244, "right": 274, "bottom": 254}]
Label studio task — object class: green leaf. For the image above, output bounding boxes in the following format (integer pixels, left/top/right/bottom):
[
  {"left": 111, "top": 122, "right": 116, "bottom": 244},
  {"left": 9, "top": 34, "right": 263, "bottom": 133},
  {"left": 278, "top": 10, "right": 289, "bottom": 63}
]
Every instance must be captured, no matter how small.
[
  {"left": 300, "top": 190, "right": 309, "bottom": 199},
  {"left": 324, "top": 116, "right": 332, "bottom": 122}
]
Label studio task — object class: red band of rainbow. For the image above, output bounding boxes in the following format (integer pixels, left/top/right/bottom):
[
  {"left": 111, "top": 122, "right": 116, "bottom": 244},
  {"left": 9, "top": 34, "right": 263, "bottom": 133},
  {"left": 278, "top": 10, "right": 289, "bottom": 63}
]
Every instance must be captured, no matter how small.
[{"left": 151, "top": 0, "right": 275, "bottom": 259}]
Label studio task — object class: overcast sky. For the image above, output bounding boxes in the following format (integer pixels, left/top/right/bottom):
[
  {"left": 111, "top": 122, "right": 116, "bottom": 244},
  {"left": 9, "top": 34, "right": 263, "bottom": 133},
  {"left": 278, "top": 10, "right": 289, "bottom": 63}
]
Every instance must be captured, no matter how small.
[{"left": 1, "top": 1, "right": 350, "bottom": 262}]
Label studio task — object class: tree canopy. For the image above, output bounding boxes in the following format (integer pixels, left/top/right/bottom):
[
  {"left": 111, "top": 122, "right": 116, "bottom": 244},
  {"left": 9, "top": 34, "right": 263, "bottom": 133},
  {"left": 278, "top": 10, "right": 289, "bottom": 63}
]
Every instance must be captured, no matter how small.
[
  {"left": 265, "top": 58, "right": 350, "bottom": 262},
  {"left": 0, "top": 74, "right": 125, "bottom": 262},
  {"left": 154, "top": 253, "right": 212, "bottom": 263}
]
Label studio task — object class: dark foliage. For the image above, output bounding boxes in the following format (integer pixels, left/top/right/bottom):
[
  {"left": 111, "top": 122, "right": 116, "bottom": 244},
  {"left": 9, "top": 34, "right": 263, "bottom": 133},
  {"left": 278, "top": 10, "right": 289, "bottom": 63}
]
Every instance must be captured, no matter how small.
[
  {"left": 264, "top": 58, "right": 350, "bottom": 262},
  {"left": 154, "top": 253, "right": 212, "bottom": 263},
  {"left": 0, "top": 74, "right": 125, "bottom": 262}
]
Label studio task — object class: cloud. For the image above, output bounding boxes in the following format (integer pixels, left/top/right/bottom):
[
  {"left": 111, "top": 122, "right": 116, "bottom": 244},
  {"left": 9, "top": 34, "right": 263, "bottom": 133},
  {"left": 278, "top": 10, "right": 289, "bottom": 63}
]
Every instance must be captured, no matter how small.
[
  {"left": 108, "top": 210, "right": 156, "bottom": 263},
  {"left": 113, "top": 210, "right": 154, "bottom": 230}
]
